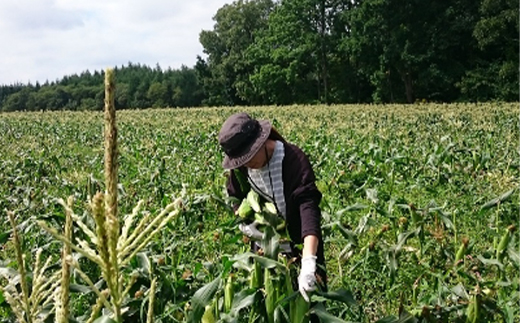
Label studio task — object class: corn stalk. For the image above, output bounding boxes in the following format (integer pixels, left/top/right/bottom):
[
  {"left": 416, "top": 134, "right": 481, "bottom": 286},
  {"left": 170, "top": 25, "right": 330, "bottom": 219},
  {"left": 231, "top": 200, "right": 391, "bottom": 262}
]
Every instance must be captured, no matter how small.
[{"left": 56, "top": 196, "right": 73, "bottom": 323}]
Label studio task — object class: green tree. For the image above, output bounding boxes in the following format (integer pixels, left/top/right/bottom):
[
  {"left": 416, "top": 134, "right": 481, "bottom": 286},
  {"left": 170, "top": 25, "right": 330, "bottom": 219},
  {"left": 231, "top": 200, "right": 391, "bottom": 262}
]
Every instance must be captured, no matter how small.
[
  {"left": 246, "top": 0, "right": 375, "bottom": 104},
  {"left": 168, "top": 66, "right": 203, "bottom": 107},
  {"left": 2, "top": 87, "right": 32, "bottom": 112},
  {"left": 344, "top": 0, "right": 480, "bottom": 103},
  {"left": 147, "top": 81, "right": 168, "bottom": 108},
  {"left": 199, "top": 0, "right": 274, "bottom": 106},
  {"left": 458, "top": 0, "right": 519, "bottom": 101},
  {"left": 246, "top": 0, "right": 323, "bottom": 104},
  {"left": 115, "top": 83, "right": 130, "bottom": 109}
]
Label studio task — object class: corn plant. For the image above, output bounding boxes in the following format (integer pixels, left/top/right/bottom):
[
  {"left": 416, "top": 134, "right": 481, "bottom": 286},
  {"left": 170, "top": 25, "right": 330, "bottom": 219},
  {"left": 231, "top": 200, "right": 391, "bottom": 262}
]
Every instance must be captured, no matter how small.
[
  {"left": 0, "top": 212, "right": 61, "bottom": 323},
  {"left": 326, "top": 188, "right": 519, "bottom": 322}
]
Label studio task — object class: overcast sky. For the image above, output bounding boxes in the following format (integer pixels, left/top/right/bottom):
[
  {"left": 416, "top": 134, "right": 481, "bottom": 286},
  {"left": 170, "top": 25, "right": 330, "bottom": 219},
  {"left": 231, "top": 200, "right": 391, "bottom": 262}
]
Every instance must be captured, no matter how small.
[{"left": 0, "top": 0, "right": 232, "bottom": 85}]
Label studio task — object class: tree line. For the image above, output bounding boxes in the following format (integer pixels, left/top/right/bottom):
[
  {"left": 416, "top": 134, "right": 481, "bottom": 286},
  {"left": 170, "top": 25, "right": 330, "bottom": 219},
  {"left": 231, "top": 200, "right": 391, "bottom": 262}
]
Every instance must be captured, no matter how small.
[
  {"left": 0, "top": 63, "right": 203, "bottom": 112},
  {"left": 1, "top": 0, "right": 517, "bottom": 112}
]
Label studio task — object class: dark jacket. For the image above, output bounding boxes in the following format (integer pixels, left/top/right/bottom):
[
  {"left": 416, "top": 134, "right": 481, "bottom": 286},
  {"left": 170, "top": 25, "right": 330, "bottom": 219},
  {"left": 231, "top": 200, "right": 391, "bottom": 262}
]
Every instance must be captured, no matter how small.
[{"left": 226, "top": 141, "right": 327, "bottom": 284}]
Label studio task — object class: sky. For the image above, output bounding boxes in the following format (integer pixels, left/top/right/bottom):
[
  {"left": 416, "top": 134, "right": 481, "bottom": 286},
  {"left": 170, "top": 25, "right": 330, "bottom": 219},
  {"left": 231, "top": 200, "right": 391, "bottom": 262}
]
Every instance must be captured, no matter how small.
[{"left": 0, "top": 0, "right": 233, "bottom": 85}]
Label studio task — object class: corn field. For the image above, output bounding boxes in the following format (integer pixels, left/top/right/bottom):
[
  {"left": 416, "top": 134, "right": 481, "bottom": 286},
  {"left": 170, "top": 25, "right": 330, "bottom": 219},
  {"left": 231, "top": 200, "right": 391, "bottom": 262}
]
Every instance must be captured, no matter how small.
[{"left": 0, "top": 98, "right": 518, "bottom": 322}]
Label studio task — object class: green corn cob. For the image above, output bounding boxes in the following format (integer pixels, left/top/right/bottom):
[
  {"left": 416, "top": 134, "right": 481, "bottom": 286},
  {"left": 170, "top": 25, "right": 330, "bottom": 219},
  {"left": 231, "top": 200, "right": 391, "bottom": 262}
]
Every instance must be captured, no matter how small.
[
  {"left": 455, "top": 237, "right": 469, "bottom": 263},
  {"left": 224, "top": 275, "right": 234, "bottom": 313},
  {"left": 250, "top": 259, "right": 263, "bottom": 289},
  {"left": 247, "top": 190, "right": 261, "bottom": 213},
  {"left": 276, "top": 219, "right": 286, "bottom": 231},
  {"left": 465, "top": 294, "right": 479, "bottom": 323},
  {"left": 254, "top": 212, "right": 267, "bottom": 225},
  {"left": 496, "top": 225, "right": 515, "bottom": 262},
  {"left": 284, "top": 265, "right": 294, "bottom": 319},
  {"left": 238, "top": 199, "right": 254, "bottom": 220},
  {"left": 201, "top": 304, "right": 216, "bottom": 323},
  {"left": 290, "top": 293, "right": 309, "bottom": 323},
  {"left": 265, "top": 268, "right": 276, "bottom": 323},
  {"left": 264, "top": 202, "right": 278, "bottom": 215}
]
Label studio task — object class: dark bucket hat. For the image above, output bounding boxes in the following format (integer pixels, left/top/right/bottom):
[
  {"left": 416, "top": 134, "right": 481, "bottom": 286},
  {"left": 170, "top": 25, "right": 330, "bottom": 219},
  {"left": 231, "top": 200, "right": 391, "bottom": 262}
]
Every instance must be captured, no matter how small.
[{"left": 218, "top": 112, "right": 272, "bottom": 169}]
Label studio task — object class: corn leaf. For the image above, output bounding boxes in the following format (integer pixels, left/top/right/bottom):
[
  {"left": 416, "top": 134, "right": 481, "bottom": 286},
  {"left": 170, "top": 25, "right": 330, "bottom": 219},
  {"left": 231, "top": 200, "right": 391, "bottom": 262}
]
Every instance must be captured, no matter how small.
[
  {"left": 189, "top": 277, "right": 222, "bottom": 322},
  {"left": 93, "top": 316, "right": 118, "bottom": 323},
  {"left": 336, "top": 222, "right": 357, "bottom": 242},
  {"left": 365, "top": 188, "right": 378, "bottom": 204},
  {"left": 310, "top": 303, "right": 354, "bottom": 322},
  {"left": 336, "top": 203, "right": 368, "bottom": 216},
  {"left": 0, "top": 231, "right": 9, "bottom": 244},
  {"left": 477, "top": 255, "right": 504, "bottom": 269},
  {"left": 261, "top": 226, "right": 279, "bottom": 259},
  {"left": 504, "top": 304, "right": 516, "bottom": 323},
  {"left": 315, "top": 289, "right": 356, "bottom": 307},
  {"left": 232, "top": 252, "right": 285, "bottom": 270},
  {"left": 507, "top": 246, "right": 520, "bottom": 268},
  {"left": 69, "top": 283, "right": 93, "bottom": 294},
  {"left": 136, "top": 252, "right": 151, "bottom": 276},
  {"left": 374, "top": 312, "right": 417, "bottom": 323},
  {"left": 450, "top": 283, "right": 469, "bottom": 300},
  {"left": 395, "top": 229, "right": 419, "bottom": 253},
  {"left": 480, "top": 189, "right": 515, "bottom": 210},
  {"left": 230, "top": 289, "right": 257, "bottom": 314}
]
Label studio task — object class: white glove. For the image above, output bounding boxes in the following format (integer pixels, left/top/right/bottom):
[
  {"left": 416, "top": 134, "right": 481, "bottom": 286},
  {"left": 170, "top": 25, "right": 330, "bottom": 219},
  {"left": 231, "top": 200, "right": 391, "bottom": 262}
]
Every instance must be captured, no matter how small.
[
  {"left": 238, "top": 221, "right": 264, "bottom": 240},
  {"left": 298, "top": 255, "right": 317, "bottom": 302}
]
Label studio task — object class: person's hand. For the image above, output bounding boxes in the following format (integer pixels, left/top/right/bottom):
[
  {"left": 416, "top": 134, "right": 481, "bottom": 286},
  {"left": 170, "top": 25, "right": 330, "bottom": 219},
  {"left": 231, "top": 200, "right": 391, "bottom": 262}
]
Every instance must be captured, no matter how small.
[
  {"left": 298, "top": 255, "right": 317, "bottom": 302},
  {"left": 238, "top": 221, "right": 264, "bottom": 240}
]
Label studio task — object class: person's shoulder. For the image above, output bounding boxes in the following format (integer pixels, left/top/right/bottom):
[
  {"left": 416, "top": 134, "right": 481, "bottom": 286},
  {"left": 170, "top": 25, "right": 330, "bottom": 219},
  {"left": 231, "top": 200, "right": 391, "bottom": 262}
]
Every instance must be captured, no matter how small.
[
  {"left": 281, "top": 141, "right": 309, "bottom": 161},
  {"left": 281, "top": 141, "right": 316, "bottom": 179}
]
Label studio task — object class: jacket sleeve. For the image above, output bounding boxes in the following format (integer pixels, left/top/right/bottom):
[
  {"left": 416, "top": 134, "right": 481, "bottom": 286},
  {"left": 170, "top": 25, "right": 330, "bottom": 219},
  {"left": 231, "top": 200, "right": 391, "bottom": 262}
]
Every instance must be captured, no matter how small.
[{"left": 290, "top": 147, "right": 323, "bottom": 240}]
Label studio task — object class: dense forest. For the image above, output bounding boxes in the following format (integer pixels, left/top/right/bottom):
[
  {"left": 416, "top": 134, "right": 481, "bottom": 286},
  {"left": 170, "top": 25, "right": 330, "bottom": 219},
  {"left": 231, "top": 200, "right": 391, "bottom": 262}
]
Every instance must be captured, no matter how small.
[{"left": 1, "top": 0, "right": 517, "bottom": 111}]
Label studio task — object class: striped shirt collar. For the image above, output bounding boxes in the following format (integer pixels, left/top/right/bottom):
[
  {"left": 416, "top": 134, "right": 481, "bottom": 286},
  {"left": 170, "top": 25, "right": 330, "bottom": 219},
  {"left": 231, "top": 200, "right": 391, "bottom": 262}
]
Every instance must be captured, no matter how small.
[{"left": 248, "top": 141, "right": 286, "bottom": 217}]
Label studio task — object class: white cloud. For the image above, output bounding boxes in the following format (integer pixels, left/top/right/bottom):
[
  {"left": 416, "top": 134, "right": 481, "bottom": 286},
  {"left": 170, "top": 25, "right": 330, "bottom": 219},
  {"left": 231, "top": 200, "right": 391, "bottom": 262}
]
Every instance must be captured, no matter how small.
[{"left": 0, "top": 0, "right": 231, "bottom": 84}]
